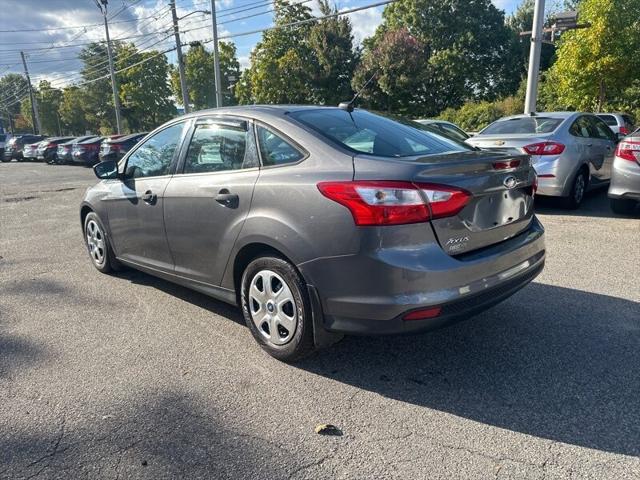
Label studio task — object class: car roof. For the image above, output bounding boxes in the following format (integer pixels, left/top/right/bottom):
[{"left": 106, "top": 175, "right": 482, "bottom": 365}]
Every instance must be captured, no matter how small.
[
  {"left": 78, "top": 136, "right": 104, "bottom": 144},
  {"left": 495, "top": 112, "right": 580, "bottom": 121},
  {"left": 105, "top": 132, "right": 147, "bottom": 142},
  {"left": 177, "top": 105, "right": 349, "bottom": 123}
]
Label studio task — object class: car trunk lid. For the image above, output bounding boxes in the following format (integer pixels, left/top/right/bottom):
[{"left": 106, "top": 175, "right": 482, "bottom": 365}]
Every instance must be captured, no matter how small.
[
  {"left": 466, "top": 133, "right": 554, "bottom": 156},
  {"left": 354, "top": 150, "right": 535, "bottom": 255}
]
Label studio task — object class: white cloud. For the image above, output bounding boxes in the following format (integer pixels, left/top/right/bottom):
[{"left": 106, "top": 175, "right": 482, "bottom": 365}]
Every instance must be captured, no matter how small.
[{"left": 345, "top": 6, "right": 383, "bottom": 45}]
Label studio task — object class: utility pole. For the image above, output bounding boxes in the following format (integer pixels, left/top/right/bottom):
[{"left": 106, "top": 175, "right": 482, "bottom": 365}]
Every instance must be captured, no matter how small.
[
  {"left": 20, "top": 51, "right": 41, "bottom": 134},
  {"left": 170, "top": 0, "right": 190, "bottom": 113},
  {"left": 95, "top": 0, "right": 123, "bottom": 134},
  {"left": 524, "top": 0, "right": 545, "bottom": 115},
  {"left": 210, "top": 0, "right": 223, "bottom": 108}
]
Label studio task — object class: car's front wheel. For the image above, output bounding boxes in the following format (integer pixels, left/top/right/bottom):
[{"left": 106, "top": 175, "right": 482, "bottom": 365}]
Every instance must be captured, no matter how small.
[
  {"left": 83, "top": 212, "right": 118, "bottom": 273},
  {"left": 240, "top": 256, "right": 315, "bottom": 362},
  {"left": 610, "top": 198, "right": 637, "bottom": 215}
]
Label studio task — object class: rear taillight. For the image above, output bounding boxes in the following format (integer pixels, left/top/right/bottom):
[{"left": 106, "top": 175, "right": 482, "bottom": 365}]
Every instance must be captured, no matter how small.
[
  {"left": 523, "top": 142, "right": 565, "bottom": 156},
  {"left": 619, "top": 126, "right": 629, "bottom": 136},
  {"left": 317, "top": 181, "right": 470, "bottom": 226},
  {"left": 46, "top": 143, "right": 55, "bottom": 148},
  {"left": 615, "top": 140, "right": 640, "bottom": 162},
  {"left": 493, "top": 159, "right": 521, "bottom": 170}
]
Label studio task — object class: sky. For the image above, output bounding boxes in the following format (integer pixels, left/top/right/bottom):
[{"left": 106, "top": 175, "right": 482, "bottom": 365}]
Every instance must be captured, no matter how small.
[{"left": 0, "top": 0, "right": 521, "bottom": 93}]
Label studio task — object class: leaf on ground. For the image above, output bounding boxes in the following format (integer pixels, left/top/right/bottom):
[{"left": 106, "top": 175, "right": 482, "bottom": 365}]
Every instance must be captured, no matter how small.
[{"left": 315, "top": 424, "right": 342, "bottom": 436}]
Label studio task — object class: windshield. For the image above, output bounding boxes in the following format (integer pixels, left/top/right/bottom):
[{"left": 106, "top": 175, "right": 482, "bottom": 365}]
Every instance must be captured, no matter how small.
[
  {"left": 482, "top": 117, "right": 563, "bottom": 135},
  {"left": 289, "top": 109, "right": 471, "bottom": 158},
  {"left": 597, "top": 114, "right": 617, "bottom": 126}
]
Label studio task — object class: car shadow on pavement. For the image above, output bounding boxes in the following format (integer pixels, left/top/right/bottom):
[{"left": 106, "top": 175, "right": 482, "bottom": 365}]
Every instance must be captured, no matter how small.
[
  {"left": 0, "top": 391, "right": 297, "bottom": 479},
  {"left": 298, "top": 282, "right": 640, "bottom": 457},
  {"left": 118, "top": 270, "right": 244, "bottom": 326},
  {"left": 535, "top": 189, "right": 640, "bottom": 218}
]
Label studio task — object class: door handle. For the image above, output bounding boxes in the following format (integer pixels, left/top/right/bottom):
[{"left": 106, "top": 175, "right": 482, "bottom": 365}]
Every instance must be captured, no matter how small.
[
  {"left": 215, "top": 189, "right": 239, "bottom": 207},
  {"left": 141, "top": 190, "right": 157, "bottom": 204}
]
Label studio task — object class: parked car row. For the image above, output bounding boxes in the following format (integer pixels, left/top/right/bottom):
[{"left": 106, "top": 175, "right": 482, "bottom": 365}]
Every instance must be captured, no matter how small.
[{"left": 2, "top": 132, "right": 147, "bottom": 166}]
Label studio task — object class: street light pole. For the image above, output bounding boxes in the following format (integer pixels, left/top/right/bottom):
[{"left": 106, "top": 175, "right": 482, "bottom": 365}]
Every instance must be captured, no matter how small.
[
  {"left": 96, "top": 0, "right": 123, "bottom": 133},
  {"left": 210, "top": 0, "right": 223, "bottom": 108},
  {"left": 170, "top": 0, "right": 190, "bottom": 113},
  {"left": 524, "top": 0, "right": 545, "bottom": 115}
]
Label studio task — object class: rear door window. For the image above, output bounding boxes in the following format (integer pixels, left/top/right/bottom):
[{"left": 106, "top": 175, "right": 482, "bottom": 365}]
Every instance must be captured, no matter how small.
[
  {"left": 256, "top": 125, "right": 305, "bottom": 166},
  {"left": 589, "top": 116, "right": 616, "bottom": 142},
  {"left": 597, "top": 114, "right": 617, "bottom": 126}
]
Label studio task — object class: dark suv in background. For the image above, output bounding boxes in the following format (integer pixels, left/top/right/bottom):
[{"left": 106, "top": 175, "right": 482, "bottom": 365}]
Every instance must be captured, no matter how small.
[
  {"left": 3, "top": 134, "right": 45, "bottom": 161},
  {"left": 99, "top": 132, "right": 146, "bottom": 163}
]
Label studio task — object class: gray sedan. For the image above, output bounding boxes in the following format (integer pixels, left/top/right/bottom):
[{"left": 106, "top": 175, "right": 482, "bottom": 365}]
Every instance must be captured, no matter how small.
[
  {"left": 467, "top": 112, "right": 617, "bottom": 208},
  {"left": 608, "top": 132, "right": 640, "bottom": 214},
  {"left": 80, "top": 106, "right": 544, "bottom": 361}
]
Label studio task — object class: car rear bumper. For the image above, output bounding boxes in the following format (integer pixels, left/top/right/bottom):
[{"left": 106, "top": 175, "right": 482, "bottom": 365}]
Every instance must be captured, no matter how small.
[
  {"left": 608, "top": 157, "right": 640, "bottom": 200},
  {"left": 299, "top": 217, "right": 546, "bottom": 335}
]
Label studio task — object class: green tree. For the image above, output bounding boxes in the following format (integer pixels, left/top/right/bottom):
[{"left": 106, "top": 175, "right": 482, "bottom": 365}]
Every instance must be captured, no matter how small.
[
  {"left": 59, "top": 86, "right": 90, "bottom": 135},
  {"left": 361, "top": 0, "right": 521, "bottom": 116},
  {"left": 237, "top": 0, "right": 315, "bottom": 104},
  {"left": 20, "top": 80, "right": 63, "bottom": 135},
  {"left": 171, "top": 41, "right": 241, "bottom": 110},
  {"left": 117, "top": 43, "right": 176, "bottom": 131},
  {"left": 352, "top": 28, "right": 428, "bottom": 115},
  {"left": 542, "top": 0, "right": 640, "bottom": 112},
  {"left": 0, "top": 73, "right": 29, "bottom": 131},
  {"left": 507, "top": 0, "right": 556, "bottom": 74},
  {"left": 307, "top": 0, "right": 358, "bottom": 105},
  {"left": 79, "top": 42, "right": 121, "bottom": 133}
]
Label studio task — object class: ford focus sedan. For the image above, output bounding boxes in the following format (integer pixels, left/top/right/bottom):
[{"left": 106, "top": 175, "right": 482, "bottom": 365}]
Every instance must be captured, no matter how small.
[{"left": 80, "top": 106, "right": 545, "bottom": 362}]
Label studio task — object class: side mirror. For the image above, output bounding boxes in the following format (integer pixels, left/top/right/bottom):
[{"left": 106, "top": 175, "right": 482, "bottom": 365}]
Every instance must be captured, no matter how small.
[{"left": 93, "top": 159, "right": 119, "bottom": 180}]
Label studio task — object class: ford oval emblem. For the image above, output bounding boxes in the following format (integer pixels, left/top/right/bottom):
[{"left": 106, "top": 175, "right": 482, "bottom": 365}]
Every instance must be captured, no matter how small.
[{"left": 503, "top": 175, "right": 518, "bottom": 189}]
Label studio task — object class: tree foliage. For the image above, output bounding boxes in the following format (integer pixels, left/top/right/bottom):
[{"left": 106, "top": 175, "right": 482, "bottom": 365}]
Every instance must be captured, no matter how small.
[
  {"left": 171, "top": 41, "right": 240, "bottom": 109},
  {"left": 19, "top": 80, "right": 63, "bottom": 135},
  {"left": 237, "top": 0, "right": 358, "bottom": 105},
  {"left": 118, "top": 44, "right": 176, "bottom": 131},
  {"left": 542, "top": 0, "right": 640, "bottom": 112},
  {"left": 354, "top": 0, "right": 521, "bottom": 117}
]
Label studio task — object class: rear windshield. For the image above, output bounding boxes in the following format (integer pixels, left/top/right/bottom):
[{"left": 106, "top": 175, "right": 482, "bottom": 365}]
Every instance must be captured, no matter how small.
[
  {"left": 597, "top": 114, "right": 618, "bottom": 126},
  {"left": 288, "top": 109, "right": 470, "bottom": 158},
  {"left": 482, "top": 117, "right": 563, "bottom": 135}
]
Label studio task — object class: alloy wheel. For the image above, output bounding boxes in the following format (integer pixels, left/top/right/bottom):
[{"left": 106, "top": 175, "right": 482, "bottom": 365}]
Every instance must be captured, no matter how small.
[
  {"left": 86, "top": 219, "right": 106, "bottom": 266},
  {"left": 248, "top": 269, "right": 298, "bottom": 346}
]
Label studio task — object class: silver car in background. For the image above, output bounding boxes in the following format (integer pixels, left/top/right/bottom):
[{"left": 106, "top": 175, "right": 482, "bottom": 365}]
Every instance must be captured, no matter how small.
[
  {"left": 608, "top": 131, "right": 640, "bottom": 215},
  {"left": 467, "top": 112, "right": 617, "bottom": 208},
  {"left": 597, "top": 113, "right": 635, "bottom": 138}
]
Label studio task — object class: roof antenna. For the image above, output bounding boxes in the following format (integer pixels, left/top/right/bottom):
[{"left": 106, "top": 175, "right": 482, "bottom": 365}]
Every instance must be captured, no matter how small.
[{"left": 339, "top": 72, "right": 377, "bottom": 112}]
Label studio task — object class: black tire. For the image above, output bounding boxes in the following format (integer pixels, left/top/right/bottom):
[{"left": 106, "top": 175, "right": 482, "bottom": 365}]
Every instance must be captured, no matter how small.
[
  {"left": 610, "top": 198, "right": 637, "bottom": 215},
  {"left": 1, "top": 158, "right": 9, "bottom": 163},
  {"left": 83, "top": 212, "right": 119, "bottom": 273},
  {"left": 561, "top": 169, "right": 588, "bottom": 209},
  {"left": 240, "top": 256, "right": 315, "bottom": 362}
]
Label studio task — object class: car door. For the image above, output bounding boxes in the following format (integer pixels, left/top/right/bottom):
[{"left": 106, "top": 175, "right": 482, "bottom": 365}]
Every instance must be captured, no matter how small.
[
  {"left": 568, "top": 115, "right": 598, "bottom": 173},
  {"left": 587, "top": 115, "right": 616, "bottom": 183},
  {"left": 163, "top": 117, "right": 260, "bottom": 285},
  {"left": 104, "top": 121, "right": 189, "bottom": 272}
]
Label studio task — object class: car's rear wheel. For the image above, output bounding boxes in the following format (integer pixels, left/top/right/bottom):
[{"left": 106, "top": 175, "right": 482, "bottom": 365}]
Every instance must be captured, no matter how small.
[
  {"left": 240, "top": 256, "right": 315, "bottom": 362},
  {"left": 610, "top": 198, "right": 637, "bottom": 215},
  {"left": 83, "top": 212, "right": 118, "bottom": 273},
  {"left": 562, "top": 169, "right": 588, "bottom": 209},
  {"left": 1, "top": 158, "right": 9, "bottom": 163}
]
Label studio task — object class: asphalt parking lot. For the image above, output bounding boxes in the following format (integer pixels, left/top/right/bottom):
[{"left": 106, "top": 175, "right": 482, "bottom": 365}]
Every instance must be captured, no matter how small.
[{"left": 1, "top": 162, "right": 638, "bottom": 479}]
